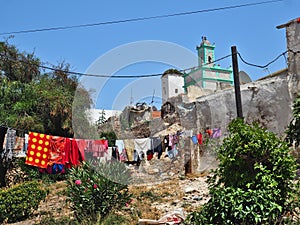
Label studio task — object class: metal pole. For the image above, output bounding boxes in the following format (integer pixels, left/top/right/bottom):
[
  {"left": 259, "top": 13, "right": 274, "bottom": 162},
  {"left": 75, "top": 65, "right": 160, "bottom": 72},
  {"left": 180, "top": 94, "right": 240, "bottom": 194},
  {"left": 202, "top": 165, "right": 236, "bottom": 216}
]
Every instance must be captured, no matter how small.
[{"left": 231, "top": 46, "right": 243, "bottom": 118}]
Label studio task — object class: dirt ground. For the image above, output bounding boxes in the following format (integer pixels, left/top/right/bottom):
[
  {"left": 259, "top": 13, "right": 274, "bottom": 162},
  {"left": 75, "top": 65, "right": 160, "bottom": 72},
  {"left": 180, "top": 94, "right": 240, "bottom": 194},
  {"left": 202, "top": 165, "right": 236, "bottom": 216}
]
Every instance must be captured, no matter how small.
[{"left": 7, "top": 173, "right": 210, "bottom": 225}]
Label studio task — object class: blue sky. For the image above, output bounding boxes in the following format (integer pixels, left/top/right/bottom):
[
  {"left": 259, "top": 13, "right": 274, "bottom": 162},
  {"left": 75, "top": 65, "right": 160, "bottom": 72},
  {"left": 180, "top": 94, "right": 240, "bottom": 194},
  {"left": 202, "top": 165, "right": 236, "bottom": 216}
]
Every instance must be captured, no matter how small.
[{"left": 0, "top": 0, "right": 299, "bottom": 110}]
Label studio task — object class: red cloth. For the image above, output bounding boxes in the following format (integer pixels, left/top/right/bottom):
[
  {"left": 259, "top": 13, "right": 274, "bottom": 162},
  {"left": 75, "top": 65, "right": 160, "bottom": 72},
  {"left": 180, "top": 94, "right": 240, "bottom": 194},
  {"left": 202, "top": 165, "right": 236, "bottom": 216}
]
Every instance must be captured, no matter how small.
[
  {"left": 206, "top": 129, "right": 213, "bottom": 137},
  {"left": 197, "top": 133, "right": 203, "bottom": 145},
  {"left": 64, "top": 138, "right": 84, "bottom": 168},
  {"left": 49, "top": 136, "right": 66, "bottom": 165},
  {"left": 25, "top": 132, "right": 51, "bottom": 168}
]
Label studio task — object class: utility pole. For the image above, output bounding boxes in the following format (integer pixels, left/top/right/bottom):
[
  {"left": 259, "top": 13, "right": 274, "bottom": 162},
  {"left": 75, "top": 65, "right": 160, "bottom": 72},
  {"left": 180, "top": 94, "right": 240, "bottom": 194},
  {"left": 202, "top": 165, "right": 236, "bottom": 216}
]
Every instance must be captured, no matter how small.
[{"left": 231, "top": 46, "right": 243, "bottom": 118}]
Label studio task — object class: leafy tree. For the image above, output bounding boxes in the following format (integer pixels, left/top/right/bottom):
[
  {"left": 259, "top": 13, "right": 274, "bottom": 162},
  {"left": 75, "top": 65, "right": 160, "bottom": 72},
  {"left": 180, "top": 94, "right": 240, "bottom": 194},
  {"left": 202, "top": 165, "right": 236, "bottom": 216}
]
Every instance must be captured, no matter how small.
[
  {"left": 188, "top": 119, "right": 298, "bottom": 224},
  {"left": 0, "top": 40, "right": 93, "bottom": 187}
]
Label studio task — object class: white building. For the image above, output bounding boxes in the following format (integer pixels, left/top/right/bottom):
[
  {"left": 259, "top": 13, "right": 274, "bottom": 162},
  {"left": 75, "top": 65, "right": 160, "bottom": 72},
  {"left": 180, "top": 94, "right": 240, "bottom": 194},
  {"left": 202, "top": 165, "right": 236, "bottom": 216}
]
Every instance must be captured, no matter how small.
[
  {"left": 161, "top": 69, "right": 185, "bottom": 104},
  {"left": 161, "top": 37, "right": 233, "bottom": 103}
]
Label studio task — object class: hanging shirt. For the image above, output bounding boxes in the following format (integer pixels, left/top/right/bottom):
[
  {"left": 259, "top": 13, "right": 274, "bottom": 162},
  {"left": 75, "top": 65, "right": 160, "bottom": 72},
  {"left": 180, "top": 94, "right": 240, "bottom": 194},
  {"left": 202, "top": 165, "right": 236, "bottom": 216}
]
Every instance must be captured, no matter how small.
[
  {"left": 134, "top": 138, "right": 151, "bottom": 155},
  {"left": 151, "top": 137, "right": 162, "bottom": 159},
  {"left": 212, "top": 128, "right": 222, "bottom": 138},
  {"left": 124, "top": 139, "right": 135, "bottom": 161},
  {"left": 115, "top": 140, "right": 125, "bottom": 154},
  {"left": 197, "top": 133, "right": 203, "bottom": 145},
  {"left": 25, "top": 132, "right": 51, "bottom": 168},
  {"left": 3, "top": 128, "right": 16, "bottom": 161},
  {"left": 191, "top": 135, "right": 198, "bottom": 145}
]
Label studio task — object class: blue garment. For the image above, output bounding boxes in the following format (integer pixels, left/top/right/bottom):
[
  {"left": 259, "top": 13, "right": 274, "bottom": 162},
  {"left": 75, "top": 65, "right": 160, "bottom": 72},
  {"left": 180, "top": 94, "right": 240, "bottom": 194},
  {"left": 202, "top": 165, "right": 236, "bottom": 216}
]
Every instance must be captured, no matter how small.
[{"left": 191, "top": 135, "right": 198, "bottom": 144}]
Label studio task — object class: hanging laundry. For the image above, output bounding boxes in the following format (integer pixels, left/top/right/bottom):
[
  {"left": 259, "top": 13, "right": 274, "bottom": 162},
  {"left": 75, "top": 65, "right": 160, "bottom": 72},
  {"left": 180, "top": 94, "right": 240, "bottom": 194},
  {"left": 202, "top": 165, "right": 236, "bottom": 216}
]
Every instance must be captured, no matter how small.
[
  {"left": 167, "top": 145, "right": 178, "bottom": 159},
  {"left": 151, "top": 137, "right": 162, "bottom": 159},
  {"left": 115, "top": 140, "right": 125, "bottom": 154},
  {"left": 49, "top": 136, "right": 66, "bottom": 165},
  {"left": 3, "top": 128, "right": 16, "bottom": 161},
  {"left": 191, "top": 135, "right": 198, "bottom": 145},
  {"left": 134, "top": 138, "right": 151, "bottom": 152},
  {"left": 64, "top": 138, "right": 84, "bottom": 168},
  {"left": 38, "top": 163, "right": 65, "bottom": 174},
  {"left": 25, "top": 132, "right": 51, "bottom": 168},
  {"left": 111, "top": 146, "right": 120, "bottom": 161},
  {"left": 205, "top": 129, "right": 213, "bottom": 137},
  {"left": 14, "top": 136, "right": 25, "bottom": 156},
  {"left": 119, "top": 148, "right": 128, "bottom": 162},
  {"left": 23, "top": 133, "right": 29, "bottom": 153},
  {"left": 146, "top": 149, "right": 154, "bottom": 161},
  {"left": 124, "top": 139, "right": 134, "bottom": 161},
  {"left": 163, "top": 135, "right": 169, "bottom": 152},
  {"left": 197, "top": 133, "right": 203, "bottom": 145},
  {"left": 92, "top": 139, "right": 108, "bottom": 158},
  {"left": 168, "top": 134, "right": 174, "bottom": 148},
  {"left": 212, "top": 128, "right": 222, "bottom": 138}
]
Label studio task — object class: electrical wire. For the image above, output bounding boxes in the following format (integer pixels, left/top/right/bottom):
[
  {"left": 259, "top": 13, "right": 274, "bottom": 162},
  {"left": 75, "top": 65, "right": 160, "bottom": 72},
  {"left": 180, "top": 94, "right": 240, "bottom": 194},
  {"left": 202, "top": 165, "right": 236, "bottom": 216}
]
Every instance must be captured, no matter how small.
[
  {"left": 0, "top": 0, "right": 283, "bottom": 36},
  {"left": 0, "top": 53, "right": 232, "bottom": 79},
  {"left": 237, "top": 51, "right": 287, "bottom": 69}
]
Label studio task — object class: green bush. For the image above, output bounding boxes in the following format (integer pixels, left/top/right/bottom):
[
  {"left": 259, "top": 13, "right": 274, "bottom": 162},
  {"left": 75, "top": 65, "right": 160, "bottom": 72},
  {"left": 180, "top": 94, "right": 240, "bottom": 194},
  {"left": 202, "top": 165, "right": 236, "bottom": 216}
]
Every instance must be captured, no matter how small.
[
  {"left": 0, "top": 180, "right": 47, "bottom": 223},
  {"left": 66, "top": 160, "right": 132, "bottom": 223},
  {"left": 188, "top": 119, "right": 298, "bottom": 224}
]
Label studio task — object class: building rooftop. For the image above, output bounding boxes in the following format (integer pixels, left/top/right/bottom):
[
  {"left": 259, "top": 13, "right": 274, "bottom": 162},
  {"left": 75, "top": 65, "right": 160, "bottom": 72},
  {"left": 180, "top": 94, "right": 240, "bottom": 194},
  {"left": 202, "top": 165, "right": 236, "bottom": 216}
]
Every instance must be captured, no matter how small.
[{"left": 276, "top": 17, "right": 300, "bottom": 29}]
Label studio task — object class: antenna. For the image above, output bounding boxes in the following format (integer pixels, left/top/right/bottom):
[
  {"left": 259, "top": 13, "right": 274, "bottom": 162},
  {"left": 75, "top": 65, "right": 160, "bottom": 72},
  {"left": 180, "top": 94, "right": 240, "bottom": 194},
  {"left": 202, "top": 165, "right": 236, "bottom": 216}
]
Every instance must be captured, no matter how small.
[
  {"left": 130, "top": 88, "right": 134, "bottom": 105},
  {"left": 150, "top": 89, "right": 155, "bottom": 105}
]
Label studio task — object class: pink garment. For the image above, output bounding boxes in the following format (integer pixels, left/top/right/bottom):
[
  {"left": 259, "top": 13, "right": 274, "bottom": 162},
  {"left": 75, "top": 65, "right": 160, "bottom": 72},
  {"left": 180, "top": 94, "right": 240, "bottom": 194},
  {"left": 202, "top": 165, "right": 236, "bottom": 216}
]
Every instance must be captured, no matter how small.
[{"left": 92, "top": 140, "right": 108, "bottom": 157}]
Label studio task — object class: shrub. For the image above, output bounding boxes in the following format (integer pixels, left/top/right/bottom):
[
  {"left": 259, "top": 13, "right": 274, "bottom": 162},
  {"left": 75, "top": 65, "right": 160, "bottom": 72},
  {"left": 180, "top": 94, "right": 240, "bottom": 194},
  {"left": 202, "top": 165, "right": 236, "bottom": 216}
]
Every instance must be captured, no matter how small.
[
  {"left": 188, "top": 119, "right": 298, "bottom": 224},
  {"left": 0, "top": 180, "right": 47, "bottom": 223},
  {"left": 66, "top": 160, "right": 132, "bottom": 223}
]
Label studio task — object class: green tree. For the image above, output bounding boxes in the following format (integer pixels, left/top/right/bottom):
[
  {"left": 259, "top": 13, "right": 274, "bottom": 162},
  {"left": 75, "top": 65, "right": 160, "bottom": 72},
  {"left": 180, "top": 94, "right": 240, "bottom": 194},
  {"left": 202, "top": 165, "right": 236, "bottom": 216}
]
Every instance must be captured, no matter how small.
[
  {"left": 0, "top": 41, "right": 93, "bottom": 187},
  {"left": 188, "top": 119, "right": 298, "bottom": 224},
  {"left": 96, "top": 109, "right": 106, "bottom": 126}
]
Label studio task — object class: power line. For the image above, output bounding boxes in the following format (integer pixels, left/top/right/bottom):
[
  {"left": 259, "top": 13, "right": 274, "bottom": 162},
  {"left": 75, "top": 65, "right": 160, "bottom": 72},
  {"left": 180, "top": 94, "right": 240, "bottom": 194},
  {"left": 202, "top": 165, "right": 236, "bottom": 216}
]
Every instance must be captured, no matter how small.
[
  {"left": 237, "top": 51, "right": 287, "bottom": 69},
  {"left": 0, "top": 53, "right": 232, "bottom": 79},
  {"left": 0, "top": 0, "right": 283, "bottom": 36},
  {"left": 0, "top": 49, "right": 292, "bottom": 79}
]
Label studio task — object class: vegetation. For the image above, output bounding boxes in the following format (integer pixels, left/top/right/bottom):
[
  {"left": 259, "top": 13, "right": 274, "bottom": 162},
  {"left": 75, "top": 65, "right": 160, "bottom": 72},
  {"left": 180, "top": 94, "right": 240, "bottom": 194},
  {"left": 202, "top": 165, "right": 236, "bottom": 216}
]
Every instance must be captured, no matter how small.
[
  {"left": 188, "top": 119, "right": 298, "bottom": 224},
  {"left": 0, "top": 181, "right": 47, "bottom": 223},
  {"left": 66, "top": 161, "right": 132, "bottom": 223},
  {"left": 286, "top": 94, "right": 300, "bottom": 148},
  {"left": 0, "top": 40, "right": 93, "bottom": 187}
]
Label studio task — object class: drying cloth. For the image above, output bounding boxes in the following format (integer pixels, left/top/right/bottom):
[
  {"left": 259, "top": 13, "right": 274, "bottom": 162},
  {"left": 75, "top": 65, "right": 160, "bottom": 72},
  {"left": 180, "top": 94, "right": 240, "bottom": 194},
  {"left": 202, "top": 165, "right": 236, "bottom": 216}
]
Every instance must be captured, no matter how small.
[
  {"left": 3, "top": 128, "right": 16, "bottom": 161},
  {"left": 111, "top": 146, "right": 120, "bottom": 161},
  {"left": 115, "top": 140, "right": 125, "bottom": 154},
  {"left": 212, "top": 128, "right": 222, "bottom": 138},
  {"left": 124, "top": 139, "right": 134, "bottom": 161},
  {"left": 64, "top": 138, "right": 84, "bottom": 168},
  {"left": 49, "top": 136, "right": 66, "bottom": 165},
  {"left": 197, "top": 133, "right": 203, "bottom": 145},
  {"left": 25, "top": 132, "right": 51, "bottom": 168},
  {"left": 151, "top": 137, "right": 163, "bottom": 159},
  {"left": 134, "top": 138, "right": 151, "bottom": 154},
  {"left": 119, "top": 148, "right": 128, "bottom": 162},
  {"left": 191, "top": 135, "right": 198, "bottom": 145},
  {"left": 206, "top": 129, "right": 213, "bottom": 137},
  {"left": 92, "top": 140, "right": 108, "bottom": 157}
]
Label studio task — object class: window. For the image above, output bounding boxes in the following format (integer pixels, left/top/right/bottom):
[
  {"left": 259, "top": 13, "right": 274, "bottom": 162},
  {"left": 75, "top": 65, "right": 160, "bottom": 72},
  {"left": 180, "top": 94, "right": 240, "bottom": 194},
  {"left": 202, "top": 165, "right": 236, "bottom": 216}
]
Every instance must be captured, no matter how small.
[
  {"left": 175, "top": 88, "right": 178, "bottom": 94},
  {"left": 208, "top": 56, "right": 212, "bottom": 63},
  {"left": 163, "top": 87, "right": 166, "bottom": 95}
]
